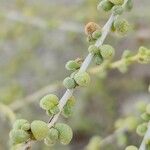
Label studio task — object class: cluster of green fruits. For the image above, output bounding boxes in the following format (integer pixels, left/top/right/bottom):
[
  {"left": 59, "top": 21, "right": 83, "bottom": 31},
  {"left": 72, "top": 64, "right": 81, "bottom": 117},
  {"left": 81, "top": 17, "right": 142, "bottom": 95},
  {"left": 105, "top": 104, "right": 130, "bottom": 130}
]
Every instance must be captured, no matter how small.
[
  {"left": 98, "top": 0, "right": 133, "bottom": 12},
  {"left": 9, "top": 94, "right": 76, "bottom": 147},
  {"left": 9, "top": 119, "right": 73, "bottom": 146},
  {"left": 97, "top": 0, "right": 132, "bottom": 35},
  {"left": 88, "top": 44, "right": 115, "bottom": 65},
  {"left": 40, "top": 94, "right": 75, "bottom": 118},
  {"left": 63, "top": 59, "right": 91, "bottom": 89}
]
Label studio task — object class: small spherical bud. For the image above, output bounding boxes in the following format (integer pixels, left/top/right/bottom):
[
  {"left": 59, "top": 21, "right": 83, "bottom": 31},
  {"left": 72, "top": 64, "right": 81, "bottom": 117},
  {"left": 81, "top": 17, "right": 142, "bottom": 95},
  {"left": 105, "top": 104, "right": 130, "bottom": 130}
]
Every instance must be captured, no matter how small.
[
  {"left": 136, "top": 123, "right": 148, "bottom": 136},
  {"left": 109, "top": 0, "right": 124, "bottom": 5},
  {"left": 125, "top": 145, "right": 138, "bottom": 150},
  {"left": 99, "top": 44, "right": 115, "bottom": 59},
  {"left": 113, "top": 18, "right": 130, "bottom": 35},
  {"left": 85, "top": 22, "right": 101, "bottom": 36},
  {"left": 94, "top": 54, "right": 103, "bottom": 65},
  {"left": 55, "top": 123, "right": 73, "bottom": 145},
  {"left": 9, "top": 129, "right": 30, "bottom": 144},
  {"left": 98, "top": 0, "right": 114, "bottom": 12},
  {"left": 146, "top": 104, "right": 150, "bottom": 115},
  {"left": 65, "top": 60, "right": 81, "bottom": 71},
  {"left": 13, "top": 119, "right": 30, "bottom": 131},
  {"left": 141, "top": 113, "right": 150, "bottom": 122},
  {"left": 40, "top": 94, "right": 59, "bottom": 110},
  {"left": 125, "top": 0, "right": 133, "bottom": 11},
  {"left": 92, "top": 30, "right": 102, "bottom": 39},
  {"left": 112, "top": 6, "right": 124, "bottom": 15},
  {"left": 88, "top": 45, "right": 99, "bottom": 55},
  {"left": 63, "top": 77, "right": 76, "bottom": 89},
  {"left": 31, "top": 120, "right": 49, "bottom": 141},
  {"left": 74, "top": 71, "right": 90, "bottom": 87}
]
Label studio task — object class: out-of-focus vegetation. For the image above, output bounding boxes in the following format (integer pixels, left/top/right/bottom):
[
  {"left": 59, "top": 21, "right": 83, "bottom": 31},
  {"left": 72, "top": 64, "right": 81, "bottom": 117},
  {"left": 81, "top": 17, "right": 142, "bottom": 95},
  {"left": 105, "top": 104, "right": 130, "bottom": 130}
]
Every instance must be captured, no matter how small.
[{"left": 0, "top": 0, "right": 150, "bottom": 150}]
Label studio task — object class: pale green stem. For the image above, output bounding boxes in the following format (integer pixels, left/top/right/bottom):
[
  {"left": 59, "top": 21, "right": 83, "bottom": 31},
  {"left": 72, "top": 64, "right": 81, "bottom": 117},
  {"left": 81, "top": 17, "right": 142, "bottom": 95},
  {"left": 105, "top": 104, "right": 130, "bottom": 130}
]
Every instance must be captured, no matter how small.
[
  {"left": 0, "top": 103, "right": 16, "bottom": 124},
  {"left": 89, "top": 54, "right": 140, "bottom": 74}
]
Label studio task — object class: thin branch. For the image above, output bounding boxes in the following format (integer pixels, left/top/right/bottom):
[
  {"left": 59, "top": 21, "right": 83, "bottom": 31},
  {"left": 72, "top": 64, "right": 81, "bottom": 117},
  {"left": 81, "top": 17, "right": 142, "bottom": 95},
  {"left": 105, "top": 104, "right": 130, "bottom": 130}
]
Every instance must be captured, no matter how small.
[
  {"left": 89, "top": 54, "right": 139, "bottom": 74},
  {"left": 9, "top": 82, "right": 61, "bottom": 111},
  {"left": 101, "top": 128, "right": 127, "bottom": 146},
  {"left": 0, "top": 103, "right": 16, "bottom": 124}
]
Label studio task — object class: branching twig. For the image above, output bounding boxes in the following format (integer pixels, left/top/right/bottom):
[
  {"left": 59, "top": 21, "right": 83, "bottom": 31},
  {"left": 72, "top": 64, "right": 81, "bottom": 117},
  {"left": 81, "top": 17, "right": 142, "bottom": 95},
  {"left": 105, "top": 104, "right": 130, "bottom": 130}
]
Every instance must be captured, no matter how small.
[
  {"left": 89, "top": 54, "right": 139, "bottom": 74},
  {"left": 100, "top": 128, "right": 127, "bottom": 146},
  {"left": 9, "top": 82, "right": 61, "bottom": 111},
  {"left": 48, "top": 0, "right": 129, "bottom": 128},
  {"left": 0, "top": 103, "right": 16, "bottom": 124}
]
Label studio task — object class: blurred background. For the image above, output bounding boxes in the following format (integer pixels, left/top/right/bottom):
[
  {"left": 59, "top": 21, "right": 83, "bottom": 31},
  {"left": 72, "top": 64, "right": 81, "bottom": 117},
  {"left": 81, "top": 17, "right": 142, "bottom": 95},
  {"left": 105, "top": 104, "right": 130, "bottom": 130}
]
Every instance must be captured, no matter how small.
[{"left": 0, "top": 0, "right": 150, "bottom": 149}]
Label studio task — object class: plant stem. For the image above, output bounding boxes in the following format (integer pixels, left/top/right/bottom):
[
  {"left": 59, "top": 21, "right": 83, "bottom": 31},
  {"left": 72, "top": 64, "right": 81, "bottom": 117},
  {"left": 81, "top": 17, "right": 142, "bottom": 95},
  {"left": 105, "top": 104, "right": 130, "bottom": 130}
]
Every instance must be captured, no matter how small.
[
  {"left": 0, "top": 103, "right": 16, "bottom": 124},
  {"left": 139, "top": 122, "right": 150, "bottom": 150},
  {"left": 110, "top": 54, "right": 139, "bottom": 68},
  {"left": 9, "top": 82, "right": 61, "bottom": 111},
  {"left": 89, "top": 54, "right": 139, "bottom": 74},
  {"left": 101, "top": 128, "right": 127, "bottom": 147}
]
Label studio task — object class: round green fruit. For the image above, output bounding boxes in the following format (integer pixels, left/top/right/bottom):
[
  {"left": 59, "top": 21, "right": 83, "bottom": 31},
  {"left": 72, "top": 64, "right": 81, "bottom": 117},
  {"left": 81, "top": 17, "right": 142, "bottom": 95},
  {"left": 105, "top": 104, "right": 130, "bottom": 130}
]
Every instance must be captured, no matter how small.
[
  {"left": 55, "top": 123, "right": 73, "bottom": 145},
  {"left": 31, "top": 120, "right": 49, "bottom": 141}
]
